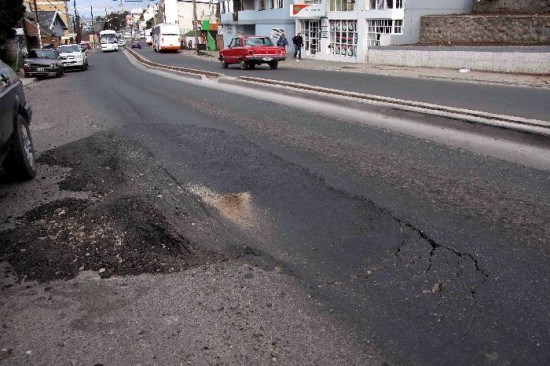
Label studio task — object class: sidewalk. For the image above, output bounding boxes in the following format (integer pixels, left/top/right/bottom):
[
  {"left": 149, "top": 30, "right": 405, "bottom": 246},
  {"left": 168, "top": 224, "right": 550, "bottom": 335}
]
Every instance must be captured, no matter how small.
[{"left": 181, "top": 49, "right": 550, "bottom": 89}]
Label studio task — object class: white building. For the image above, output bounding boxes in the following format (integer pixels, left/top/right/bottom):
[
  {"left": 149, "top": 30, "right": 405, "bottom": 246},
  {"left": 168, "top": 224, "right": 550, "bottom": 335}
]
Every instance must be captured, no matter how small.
[
  {"left": 221, "top": 0, "right": 473, "bottom": 62},
  {"left": 140, "top": 3, "right": 159, "bottom": 29},
  {"left": 159, "top": 0, "right": 218, "bottom": 34}
]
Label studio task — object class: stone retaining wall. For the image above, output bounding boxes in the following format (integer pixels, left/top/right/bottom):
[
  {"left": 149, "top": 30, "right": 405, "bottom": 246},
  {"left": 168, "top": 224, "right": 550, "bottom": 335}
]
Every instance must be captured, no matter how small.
[
  {"left": 419, "top": 15, "right": 550, "bottom": 45},
  {"left": 473, "top": 0, "right": 550, "bottom": 14}
]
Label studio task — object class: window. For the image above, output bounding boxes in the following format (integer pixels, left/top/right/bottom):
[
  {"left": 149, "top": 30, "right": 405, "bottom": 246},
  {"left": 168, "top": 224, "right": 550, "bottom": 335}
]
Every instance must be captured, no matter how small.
[
  {"left": 259, "top": 0, "right": 265, "bottom": 10},
  {"left": 275, "top": 0, "right": 284, "bottom": 9},
  {"left": 367, "top": 0, "right": 403, "bottom": 10},
  {"left": 269, "top": 0, "right": 274, "bottom": 9},
  {"left": 329, "top": 20, "right": 357, "bottom": 58},
  {"left": 329, "top": 0, "right": 354, "bottom": 11},
  {"left": 393, "top": 19, "right": 403, "bottom": 34},
  {"left": 221, "top": 0, "right": 229, "bottom": 13},
  {"left": 366, "top": 19, "right": 403, "bottom": 46}
]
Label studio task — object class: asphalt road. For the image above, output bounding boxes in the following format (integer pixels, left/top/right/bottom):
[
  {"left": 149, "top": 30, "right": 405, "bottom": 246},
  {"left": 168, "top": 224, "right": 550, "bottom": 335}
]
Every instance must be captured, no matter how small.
[
  {"left": 3, "top": 50, "right": 550, "bottom": 365},
  {"left": 133, "top": 46, "right": 550, "bottom": 122}
]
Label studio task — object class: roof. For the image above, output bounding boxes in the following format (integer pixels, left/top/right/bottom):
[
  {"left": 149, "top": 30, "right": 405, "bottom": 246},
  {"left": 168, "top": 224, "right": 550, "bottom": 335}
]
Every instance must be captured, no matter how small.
[{"left": 37, "top": 11, "right": 68, "bottom": 31}]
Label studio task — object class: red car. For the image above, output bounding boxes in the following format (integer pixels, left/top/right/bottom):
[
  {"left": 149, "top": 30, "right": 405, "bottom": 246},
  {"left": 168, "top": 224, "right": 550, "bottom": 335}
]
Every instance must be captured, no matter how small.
[{"left": 218, "top": 36, "right": 286, "bottom": 70}]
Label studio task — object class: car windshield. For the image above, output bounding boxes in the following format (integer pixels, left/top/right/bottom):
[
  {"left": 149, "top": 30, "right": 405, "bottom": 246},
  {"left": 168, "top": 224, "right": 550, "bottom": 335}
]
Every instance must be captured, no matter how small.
[
  {"left": 28, "top": 49, "right": 58, "bottom": 59},
  {"left": 244, "top": 37, "right": 273, "bottom": 46},
  {"left": 58, "top": 45, "right": 80, "bottom": 53}
]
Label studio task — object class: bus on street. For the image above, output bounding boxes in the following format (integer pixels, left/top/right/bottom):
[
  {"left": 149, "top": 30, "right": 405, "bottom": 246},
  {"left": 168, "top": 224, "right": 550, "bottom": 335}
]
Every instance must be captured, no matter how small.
[{"left": 151, "top": 24, "right": 181, "bottom": 52}]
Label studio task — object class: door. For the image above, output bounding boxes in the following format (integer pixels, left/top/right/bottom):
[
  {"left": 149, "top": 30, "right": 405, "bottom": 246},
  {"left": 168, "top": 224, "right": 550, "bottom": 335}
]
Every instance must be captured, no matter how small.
[{"left": 303, "top": 21, "right": 320, "bottom": 55}]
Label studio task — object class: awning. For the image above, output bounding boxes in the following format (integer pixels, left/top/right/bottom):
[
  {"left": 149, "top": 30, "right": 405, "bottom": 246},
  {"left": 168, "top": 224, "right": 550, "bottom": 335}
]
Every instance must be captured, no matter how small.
[{"left": 290, "top": 4, "right": 326, "bottom": 19}]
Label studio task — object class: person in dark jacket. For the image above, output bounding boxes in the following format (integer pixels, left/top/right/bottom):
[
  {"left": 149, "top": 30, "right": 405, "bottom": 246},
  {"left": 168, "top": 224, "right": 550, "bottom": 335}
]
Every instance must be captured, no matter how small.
[{"left": 292, "top": 33, "right": 303, "bottom": 59}]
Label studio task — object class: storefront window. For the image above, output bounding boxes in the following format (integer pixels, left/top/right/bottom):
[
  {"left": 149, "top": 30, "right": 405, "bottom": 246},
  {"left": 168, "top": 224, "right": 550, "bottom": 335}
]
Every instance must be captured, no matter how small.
[{"left": 329, "top": 20, "right": 357, "bottom": 58}]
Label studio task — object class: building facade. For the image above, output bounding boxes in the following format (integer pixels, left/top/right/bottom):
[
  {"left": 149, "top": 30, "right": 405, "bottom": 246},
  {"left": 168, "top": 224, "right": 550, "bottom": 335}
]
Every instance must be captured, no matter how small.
[
  {"left": 157, "top": 0, "right": 218, "bottom": 35},
  {"left": 220, "top": 0, "right": 473, "bottom": 62},
  {"left": 24, "top": 0, "right": 72, "bottom": 34}
]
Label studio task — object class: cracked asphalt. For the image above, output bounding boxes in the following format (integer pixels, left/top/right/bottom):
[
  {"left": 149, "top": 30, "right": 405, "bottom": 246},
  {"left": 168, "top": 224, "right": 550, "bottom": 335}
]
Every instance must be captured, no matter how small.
[{"left": 1, "top": 49, "right": 549, "bottom": 365}]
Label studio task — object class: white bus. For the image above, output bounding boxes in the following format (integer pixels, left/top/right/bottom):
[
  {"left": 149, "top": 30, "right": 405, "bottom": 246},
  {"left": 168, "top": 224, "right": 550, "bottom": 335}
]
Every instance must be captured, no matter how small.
[
  {"left": 99, "top": 30, "right": 119, "bottom": 52},
  {"left": 145, "top": 29, "right": 152, "bottom": 45},
  {"left": 151, "top": 23, "right": 181, "bottom": 52}
]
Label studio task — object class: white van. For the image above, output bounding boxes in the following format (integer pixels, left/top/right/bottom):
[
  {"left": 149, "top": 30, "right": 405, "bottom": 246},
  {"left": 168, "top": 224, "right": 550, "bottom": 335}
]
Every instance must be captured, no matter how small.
[
  {"left": 151, "top": 23, "right": 181, "bottom": 52},
  {"left": 145, "top": 29, "right": 152, "bottom": 45}
]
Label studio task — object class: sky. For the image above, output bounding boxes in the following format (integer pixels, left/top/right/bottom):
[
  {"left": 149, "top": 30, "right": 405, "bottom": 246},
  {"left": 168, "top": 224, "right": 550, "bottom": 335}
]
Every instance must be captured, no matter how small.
[{"left": 70, "top": 0, "right": 158, "bottom": 19}]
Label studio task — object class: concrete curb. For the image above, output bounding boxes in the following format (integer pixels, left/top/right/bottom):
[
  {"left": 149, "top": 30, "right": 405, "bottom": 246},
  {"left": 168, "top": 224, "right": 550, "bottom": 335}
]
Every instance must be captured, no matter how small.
[{"left": 125, "top": 48, "right": 550, "bottom": 137}]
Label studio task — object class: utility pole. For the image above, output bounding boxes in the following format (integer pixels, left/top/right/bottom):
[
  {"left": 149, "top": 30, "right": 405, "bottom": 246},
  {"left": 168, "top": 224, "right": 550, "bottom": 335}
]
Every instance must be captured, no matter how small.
[
  {"left": 32, "top": 0, "right": 43, "bottom": 48},
  {"left": 193, "top": 0, "right": 199, "bottom": 55},
  {"left": 73, "top": 0, "right": 80, "bottom": 43},
  {"left": 91, "top": 6, "right": 95, "bottom": 47}
]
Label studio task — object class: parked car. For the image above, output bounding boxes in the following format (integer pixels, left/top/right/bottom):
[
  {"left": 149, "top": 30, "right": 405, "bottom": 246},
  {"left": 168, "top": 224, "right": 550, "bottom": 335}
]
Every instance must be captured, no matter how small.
[
  {"left": 79, "top": 41, "right": 92, "bottom": 51},
  {"left": 219, "top": 36, "right": 287, "bottom": 70},
  {"left": 0, "top": 59, "right": 36, "bottom": 180},
  {"left": 23, "top": 49, "right": 64, "bottom": 78},
  {"left": 57, "top": 44, "right": 88, "bottom": 71},
  {"left": 131, "top": 40, "right": 142, "bottom": 49}
]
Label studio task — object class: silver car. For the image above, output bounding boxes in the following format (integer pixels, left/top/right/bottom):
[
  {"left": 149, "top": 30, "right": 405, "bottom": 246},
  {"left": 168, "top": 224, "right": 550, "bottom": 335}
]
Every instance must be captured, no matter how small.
[{"left": 57, "top": 44, "right": 88, "bottom": 71}]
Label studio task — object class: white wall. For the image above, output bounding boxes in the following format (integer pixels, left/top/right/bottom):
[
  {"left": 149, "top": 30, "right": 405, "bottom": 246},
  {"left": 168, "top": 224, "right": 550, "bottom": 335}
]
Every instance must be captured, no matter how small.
[
  {"left": 164, "top": 0, "right": 179, "bottom": 24},
  {"left": 378, "top": 0, "right": 473, "bottom": 45},
  {"left": 177, "top": 2, "right": 215, "bottom": 34}
]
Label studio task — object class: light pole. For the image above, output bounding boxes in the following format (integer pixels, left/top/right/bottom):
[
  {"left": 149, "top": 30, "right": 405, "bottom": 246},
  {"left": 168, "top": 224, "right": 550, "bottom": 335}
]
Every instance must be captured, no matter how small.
[{"left": 32, "top": 0, "right": 43, "bottom": 48}]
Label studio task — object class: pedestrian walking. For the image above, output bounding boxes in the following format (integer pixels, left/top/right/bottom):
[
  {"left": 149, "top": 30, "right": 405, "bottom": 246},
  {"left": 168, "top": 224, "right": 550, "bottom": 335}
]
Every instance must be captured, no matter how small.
[
  {"left": 277, "top": 34, "right": 289, "bottom": 48},
  {"left": 292, "top": 33, "right": 303, "bottom": 59}
]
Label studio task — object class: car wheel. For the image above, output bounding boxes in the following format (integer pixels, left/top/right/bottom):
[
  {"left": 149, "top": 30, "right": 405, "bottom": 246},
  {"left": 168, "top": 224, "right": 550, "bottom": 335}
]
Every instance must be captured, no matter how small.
[
  {"left": 221, "top": 58, "right": 229, "bottom": 69},
  {"left": 24, "top": 72, "right": 29, "bottom": 78},
  {"left": 269, "top": 61, "right": 278, "bottom": 70},
  {"left": 249, "top": 63, "right": 256, "bottom": 69},
  {"left": 240, "top": 60, "right": 249, "bottom": 70},
  {"left": 3, "top": 114, "right": 36, "bottom": 180}
]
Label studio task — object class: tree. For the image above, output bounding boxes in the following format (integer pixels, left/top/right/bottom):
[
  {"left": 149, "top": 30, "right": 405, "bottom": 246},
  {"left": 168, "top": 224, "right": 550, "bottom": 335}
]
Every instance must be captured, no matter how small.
[
  {"left": 0, "top": 0, "right": 25, "bottom": 46},
  {"left": 104, "top": 10, "right": 129, "bottom": 31}
]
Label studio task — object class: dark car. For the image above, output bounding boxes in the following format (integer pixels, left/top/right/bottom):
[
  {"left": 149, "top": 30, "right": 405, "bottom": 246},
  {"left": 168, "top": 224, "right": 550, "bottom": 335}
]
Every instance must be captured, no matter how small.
[
  {"left": 0, "top": 60, "right": 36, "bottom": 180},
  {"left": 23, "top": 49, "right": 64, "bottom": 78},
  {"left": 131, "top": 40, "right": 142, "bottom": 49}
]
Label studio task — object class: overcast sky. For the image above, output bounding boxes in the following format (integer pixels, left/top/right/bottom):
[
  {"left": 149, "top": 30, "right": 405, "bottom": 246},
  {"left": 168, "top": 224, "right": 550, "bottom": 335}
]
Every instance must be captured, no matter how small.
[{"left": 70, "top": 0, "right": 158, "bottom": 18}]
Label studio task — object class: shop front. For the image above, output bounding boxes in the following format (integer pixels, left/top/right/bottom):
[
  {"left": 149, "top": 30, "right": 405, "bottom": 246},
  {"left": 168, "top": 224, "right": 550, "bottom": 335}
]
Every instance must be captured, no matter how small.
[
  {"left": 291, "top": 4, "right": 325, "bottom": 58},
  {"left": 291, "top": 3, "right": 362, "bottom": 62}
]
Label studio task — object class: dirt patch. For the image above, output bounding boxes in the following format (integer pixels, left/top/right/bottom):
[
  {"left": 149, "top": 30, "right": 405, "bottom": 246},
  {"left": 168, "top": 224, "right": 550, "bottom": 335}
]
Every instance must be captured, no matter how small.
[
  {"left": 37, "top": 133, "right": 135, "bottom": 194},
  {"left": 1, "top": 133, "right": 225, "bottom": 284}
]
